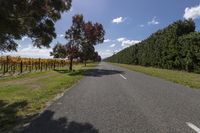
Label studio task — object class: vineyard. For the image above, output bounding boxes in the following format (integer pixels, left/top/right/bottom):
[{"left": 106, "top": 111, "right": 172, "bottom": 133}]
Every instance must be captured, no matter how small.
[{"left": 0, "top": 56, "right": 76, "bottom": 76}]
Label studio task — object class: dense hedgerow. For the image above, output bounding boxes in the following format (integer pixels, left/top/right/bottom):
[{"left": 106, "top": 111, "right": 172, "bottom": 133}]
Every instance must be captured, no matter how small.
[{"left": 105, "top": 19, "right": 200, "bottom": 73}]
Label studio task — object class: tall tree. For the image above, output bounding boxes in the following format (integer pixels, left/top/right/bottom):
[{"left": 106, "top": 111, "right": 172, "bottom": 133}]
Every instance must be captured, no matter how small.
[
  {"left": 0, "top": 0, "right": 72, "bottom": 52},
  {"left": 51, "top": 43, "right": 79, "bottom": 71},
  {"left": 80, "top": 44, "right": 95, "bottom": 66},
  {"left": 66, "top": 43, "right": 80, "bottom": 71},
  {"left": 92, "top": 51, "right": 101, "bottom": 62},
  {"left": 64, "top": 14, "right": 84, "bottom": 70},
  {"left": 65, "top": 14, "right": 105, "bottom": 67},
  {"left": 50, "top": 43, "right": 67, "bottom": 58},
  {"left": 81, "top": 21, "right": 105, "bottom": 66}
]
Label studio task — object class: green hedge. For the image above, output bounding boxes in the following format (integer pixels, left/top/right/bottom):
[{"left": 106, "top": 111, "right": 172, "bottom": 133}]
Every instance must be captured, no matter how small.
[{"left": 105, "top": 19, "right": 200, "bottom": 73}]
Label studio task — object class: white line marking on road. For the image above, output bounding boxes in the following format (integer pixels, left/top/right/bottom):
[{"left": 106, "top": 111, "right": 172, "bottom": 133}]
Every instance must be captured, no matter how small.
[
  {"left": 186, "top": 122, "right": 200, "bottom": 133},
  {"left": 120, "top": 74, "right": 127, "bottom": 80}
]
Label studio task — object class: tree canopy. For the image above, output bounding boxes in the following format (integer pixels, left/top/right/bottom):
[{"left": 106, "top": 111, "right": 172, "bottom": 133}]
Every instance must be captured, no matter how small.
[{"left": 0, "top": 0, "right": 72, "bottom": 52}]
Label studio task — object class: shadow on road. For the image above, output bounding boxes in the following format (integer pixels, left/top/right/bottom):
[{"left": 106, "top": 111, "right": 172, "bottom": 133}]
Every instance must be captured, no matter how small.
[
  {"left": 19, "top": 110, "right": 99, "bottom": 133},
  {"left": 84, "top": 69, "right": 124, "bottom": 77},
  {"left": 54, "top": 68, "right": 124, "bottom": 77}
]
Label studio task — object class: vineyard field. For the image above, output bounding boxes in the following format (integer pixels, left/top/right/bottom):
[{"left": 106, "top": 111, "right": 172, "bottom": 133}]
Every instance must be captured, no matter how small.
[{"left": 0, "top": 56, "right": 78, "bottom": 76}]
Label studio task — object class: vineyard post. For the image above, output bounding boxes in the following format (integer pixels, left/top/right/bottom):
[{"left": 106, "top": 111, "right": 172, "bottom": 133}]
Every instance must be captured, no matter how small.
[
  {"left": 13, "top": 63, "right": 16, "bottom": 74},
  {"left": 39, "top": 58, "right": 41, "bottom": 71},
  {"left": 20, "top": 61, "right": 23, "bottom": 74},
  {"left": 31, "top": 61, "right": 35, "bottom": 71},
  {"left": 35, "top": 62, "right": 37, "bottom": 71},
  {"left": 29, "top": 60, "right": 31, "bottom": 72},
  {"left": 41, "top": 62, "right": 43, "bottom": 71},
  {"left": 54, "top": 61, "right": 56, "bottom": 70},
  {"left": 3, "top": 60, "right": 5, "bottom": 75},
  {"left": 0, "top": 57, "right": 3, "bottom": 71},
  {"left": 6, "top": 56, "right": 9, "bottom": 73}
]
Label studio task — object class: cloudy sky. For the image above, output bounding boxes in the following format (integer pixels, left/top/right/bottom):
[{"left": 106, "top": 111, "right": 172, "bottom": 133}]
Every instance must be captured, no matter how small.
[{"left": 4, "top": 0, "right": 200, "bottom": 59}]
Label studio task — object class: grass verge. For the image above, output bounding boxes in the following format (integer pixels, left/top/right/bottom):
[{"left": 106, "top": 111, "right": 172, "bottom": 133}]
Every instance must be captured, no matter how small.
[
  {"left": 111, "top": 63, "right": 200, "bottom": 89},
  {"left": 0, "top": 63, "right": 98, "bottom": 132}
]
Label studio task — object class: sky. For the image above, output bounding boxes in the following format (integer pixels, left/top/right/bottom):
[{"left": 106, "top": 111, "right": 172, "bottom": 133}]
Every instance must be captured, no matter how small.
[{"left": 4, "top": 0, "right": 200, "bottom": 59}]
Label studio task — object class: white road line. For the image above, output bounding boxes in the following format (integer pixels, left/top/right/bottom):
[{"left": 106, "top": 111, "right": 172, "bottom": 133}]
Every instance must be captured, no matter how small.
[
  {"left": 120, "top": 74, "right": 127, "bottom": 80},
  {"left": 186, "top": 122, "right": 200, "bottom": 133}
]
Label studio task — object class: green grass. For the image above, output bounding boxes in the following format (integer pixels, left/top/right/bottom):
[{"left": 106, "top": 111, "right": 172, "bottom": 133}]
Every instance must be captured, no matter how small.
[
  {"left": 0, "top": 63, "right": 97, "bottom": 132},
  {"left": 111, "top": 63, "right": 200, "bottom": 89}
]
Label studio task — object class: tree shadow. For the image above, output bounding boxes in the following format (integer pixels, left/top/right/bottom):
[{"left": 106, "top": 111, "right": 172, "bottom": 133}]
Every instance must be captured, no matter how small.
[
  {"left": 83, "top": 69, "right": 124, "bottom": 77},
  {"left": 19, "top": 110, "right": 99, "bottom": 133},
  {"left": 0, "top": 100, "right": 31, "bottom": 132},
  {"left": 54, "top": 67, "right": 124, "bottom": 78}
]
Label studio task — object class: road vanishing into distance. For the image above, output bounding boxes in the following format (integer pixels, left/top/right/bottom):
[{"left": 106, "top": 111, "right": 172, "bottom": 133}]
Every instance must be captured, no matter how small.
[{"left": 20, "top": 62, "right": 200, "bottom": 133}]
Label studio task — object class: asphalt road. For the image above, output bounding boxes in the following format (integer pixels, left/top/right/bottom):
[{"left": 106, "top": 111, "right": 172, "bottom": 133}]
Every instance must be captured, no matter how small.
[{"left": 20, "top": 62, "right": 200, "bottom": 133}]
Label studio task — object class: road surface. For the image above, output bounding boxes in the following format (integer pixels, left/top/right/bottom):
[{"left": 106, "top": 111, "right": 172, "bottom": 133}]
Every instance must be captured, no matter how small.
[{"left": 20, "top": 62, "right": 200, "bottom": 133}]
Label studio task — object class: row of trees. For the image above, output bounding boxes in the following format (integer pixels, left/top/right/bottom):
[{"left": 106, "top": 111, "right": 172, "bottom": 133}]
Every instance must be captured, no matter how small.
[
  {"left": 105, "top": 19, "right": 200, "bottom": 73},
  {"left": 51, "top": 15, "right": 104, "bottom": 70}
]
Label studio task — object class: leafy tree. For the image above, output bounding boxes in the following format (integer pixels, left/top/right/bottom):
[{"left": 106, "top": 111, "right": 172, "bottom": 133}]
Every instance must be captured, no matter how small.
[
  {"left": 65, "top": 14, "right": 105, "bottom": 67},
  {"left": 92, "top": 51, "right": 101, "bottom": 62},
  {"left": 66, "top": 43, "right": 80, "bottom": 71},
  {"left": 51, "top": 43, "right": 79, "bottom": 71},
  {"left": 81, "top": 21, "right": 105, "bottom": 66},
  {"left": 0, "top": 0, "right": 72, "bottom": 52},
  {"left": 80, "top": 44, "right": 95, "bottom": 66},
  {"left": 179, "top": 32, "right": 200, "bottom": 72},
  {"left": 50, "top": 43, "right": 67, "bottom": 58},
  {"left": 64, "top": 14, "right": 83, "bottom": 70}
]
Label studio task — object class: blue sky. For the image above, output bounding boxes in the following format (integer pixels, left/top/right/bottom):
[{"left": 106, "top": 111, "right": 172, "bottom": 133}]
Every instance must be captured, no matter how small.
[{"left": 5, "top": 0, "right": 200, "bottom": 58}]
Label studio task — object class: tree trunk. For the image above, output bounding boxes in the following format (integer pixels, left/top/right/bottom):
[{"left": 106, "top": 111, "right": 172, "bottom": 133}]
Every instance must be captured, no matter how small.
[
  {"left": 69, "top": 58, "right": 73, "bottom": 71},
  {"left": 84, "top": 60, "right": 86, "bottom": 67}
]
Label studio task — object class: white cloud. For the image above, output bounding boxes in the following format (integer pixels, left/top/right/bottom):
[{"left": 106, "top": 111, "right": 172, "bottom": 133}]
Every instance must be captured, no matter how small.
[
  {"left": 117, "top": 37, "right": 126, "bottom": 42},
  {"left": 117, "top": 37, "right": 141, "bottom": 48},
  {"left": 112, "top": 17, "right": 126, "bottom": 24},
  {"left": 121, "top": 40, "right": 141, "bottom": 48},
  {"left": 148, "top": 17, "right": 159, "bottom": 25},
  {"left": 58, "top": 34, "right": 65, "bottom": 38},
  {"left": 104, "top": 39, "right": 111, "bottom": 43},
  {"left": 184, "top": 5, "right": 200, "bottom": 20},
  {"left": 98, "top": 48, "right": 123, "bottom": 59},
  {"left": 106, "top": 49, "right": 111, "bottom": 52},
  {"left": 98, "top": 51, "right": 113, "bottom": 59},
  {"left": 110, "top": 44, "right": 116, "bottom": 48},
  {"left": 70, "top": 7, "right": 73, "bottom": 12},
  {"left": 5, "top": 45, "right": 52, "bottom": 58},
  {"left": 114, "top": 49, "right": 122, "bottom": 53},
  {"left": 140, "top": 24, "right": 145, "bottom": 28},
  {"left": 22, "top": 36, "right": 28, "bottom": 41}
]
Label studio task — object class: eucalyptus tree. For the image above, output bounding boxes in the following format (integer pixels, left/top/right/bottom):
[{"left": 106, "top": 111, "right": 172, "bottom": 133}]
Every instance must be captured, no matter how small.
[
  {"left": 81, "top": 21, "right": 105, "bottom": 66},
  {"left": 0, "top": 0, "right": 72, "bottom": 52},
  {"left": 65, "top": 14, "right": 105, "bottom": 66}
]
